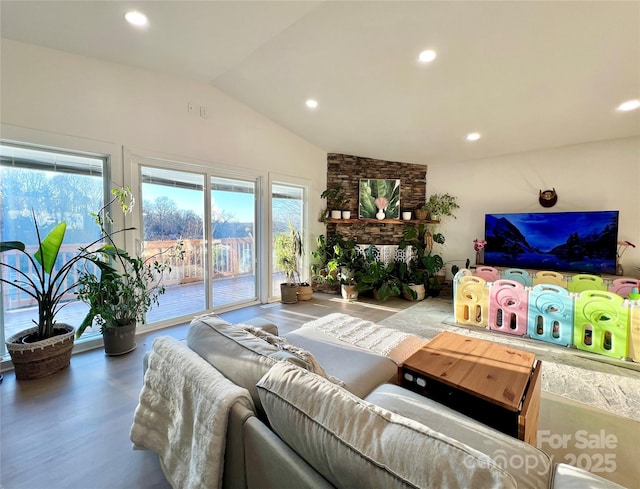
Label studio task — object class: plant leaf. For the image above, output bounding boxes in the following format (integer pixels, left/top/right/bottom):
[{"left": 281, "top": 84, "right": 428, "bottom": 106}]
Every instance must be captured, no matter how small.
[
  {"left": 0, "top": 241, "right": 26, "bottom": 252},
  {"left": 35, "top": 222, "right": 67, "bottom": 274}
]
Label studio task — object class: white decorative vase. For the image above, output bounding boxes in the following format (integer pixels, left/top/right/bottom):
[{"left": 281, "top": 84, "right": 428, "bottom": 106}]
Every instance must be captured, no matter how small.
[
  {"left": 342, "top": 210, "right": 351, "bottom": 219},
  {"left": 330, "top": 210, "right": 342, "bottom": 219},
  {"left": 341, "top": 284, "right": 359, "bottom": 300},
  {"left": 376, "top": 209, "right": 385, "bottom": 220},
  {"left": 402, "top": 211, "right": 412, "bottom": 220}
]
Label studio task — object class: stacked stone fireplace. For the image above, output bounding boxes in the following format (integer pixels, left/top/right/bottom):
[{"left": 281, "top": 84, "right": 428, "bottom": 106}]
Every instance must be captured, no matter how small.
[{"left": 325, "top": 153, "right": 428, "bottom": 245}]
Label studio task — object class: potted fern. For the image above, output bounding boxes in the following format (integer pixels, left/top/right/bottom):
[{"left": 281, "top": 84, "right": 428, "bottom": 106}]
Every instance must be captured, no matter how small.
[{"left": 0, "top": 188, "right": 133, "bottom": 379}]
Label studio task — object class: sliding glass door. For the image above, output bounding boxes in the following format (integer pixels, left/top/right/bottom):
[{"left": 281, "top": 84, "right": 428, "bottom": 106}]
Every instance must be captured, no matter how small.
[
  {"left": 210, "top": 176, "right": 257, "bottom": 307},
  {"left": 141, "top": 167, "right": 206, "bottom": 322}
]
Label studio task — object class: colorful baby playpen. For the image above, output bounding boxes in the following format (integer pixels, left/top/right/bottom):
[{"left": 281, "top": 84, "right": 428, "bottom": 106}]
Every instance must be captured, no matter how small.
[{"left": 453, "top": 267, "right": 640, "bottom": 362}]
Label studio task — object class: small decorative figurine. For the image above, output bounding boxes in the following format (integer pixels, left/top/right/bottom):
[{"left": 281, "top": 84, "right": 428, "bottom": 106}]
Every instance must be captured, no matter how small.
[{"left": 539, "top": 188, "right": 558, "bottom": 207}]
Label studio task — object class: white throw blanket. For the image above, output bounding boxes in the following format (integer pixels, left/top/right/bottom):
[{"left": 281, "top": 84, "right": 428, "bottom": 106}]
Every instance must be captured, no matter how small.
[
  {"left": 301, "top": 313, "right": 429, "bottom": 364},
  {"left": 130, "top": 336, "right": 254, "bottom": 489}
]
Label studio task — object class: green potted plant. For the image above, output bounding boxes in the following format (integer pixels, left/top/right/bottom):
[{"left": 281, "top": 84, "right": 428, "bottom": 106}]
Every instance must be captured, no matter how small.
[
  {"left": 0, "top": 188, "right": 133, "bottom": 379},
  {"left": 327, "top": 238, "right": 366, "bottom": 300},
  {"left": 421, "top": 252, "right": 445, "bottom": 297},
  {"left": 393, "top": 260, "right": 423, "bottom": 301},
  {"left": 399, "top": 223, "right": 446, "bottom": 297},
  {"left": 75, "top": 237, "right": 184, "bottom": 355},
  {"left": 311, "top": 234, "right": 340, "bottom": 293},
  {"left": 399, "top": 223, "right": 444, "bottom": 263},
  {"left": 354, "top": 246, "right": 410, "bottom": 301},
  {"left": 321, "top": 185, "right": 351, "bottom": 220},
  {"left": 420, "top": 193, "right": 459, "bottom": 221},
  {"left": 275, "top": 223, "right": 308, "bottom": 303}
]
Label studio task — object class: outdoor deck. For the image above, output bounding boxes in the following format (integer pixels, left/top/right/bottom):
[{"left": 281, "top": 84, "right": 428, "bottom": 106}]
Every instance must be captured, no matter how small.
[{"left": 3, "top": 274, "right": 261, "bottom": 341}]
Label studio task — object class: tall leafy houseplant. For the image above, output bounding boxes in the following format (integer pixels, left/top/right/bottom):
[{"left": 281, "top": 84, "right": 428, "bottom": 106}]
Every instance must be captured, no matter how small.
[
  {"left": 274, "top": 223, "right": 304, "bottom": 303},
  {"left": 0, "top": 188, "right": 134, "bottom": 379},
  {"left": 399, "top": 223, "right": 446, "bottom": 297}
]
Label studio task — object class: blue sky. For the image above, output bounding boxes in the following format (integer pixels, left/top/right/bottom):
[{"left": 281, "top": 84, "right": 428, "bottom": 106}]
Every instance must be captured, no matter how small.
[{"left": 142, "top": 184, "right": 255, "bottom": 222}]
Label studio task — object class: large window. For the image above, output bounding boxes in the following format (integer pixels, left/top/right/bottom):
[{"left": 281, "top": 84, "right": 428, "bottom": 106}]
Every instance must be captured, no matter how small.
[{"left": 0, "top": 143, "right": 107, "bottom": 355}]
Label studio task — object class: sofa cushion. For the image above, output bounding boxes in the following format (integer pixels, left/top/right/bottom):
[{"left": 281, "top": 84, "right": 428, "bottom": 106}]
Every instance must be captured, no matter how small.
[
  {"left": 187, "top": 315, "right": 310, "bottom": 418},
  {"left": 240, "top": 325, "right": 344, "bottom": 386},
  {"left": 551, "top": 463, "right": 626, "bottom": 489},
  {"left": 284, "top": 327, "right": 397, "bottom": 398},
  {"left": 257, "top": 362, "right": 516, "bottom": 489},
  {"left": 365, "top": 383, "right": 553, "bottom": 489}
]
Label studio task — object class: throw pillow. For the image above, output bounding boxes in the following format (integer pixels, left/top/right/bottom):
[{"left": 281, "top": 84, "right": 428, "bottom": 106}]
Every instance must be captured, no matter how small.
[{"left": 257, "top": 362, "right": 516, "bottom": 489}]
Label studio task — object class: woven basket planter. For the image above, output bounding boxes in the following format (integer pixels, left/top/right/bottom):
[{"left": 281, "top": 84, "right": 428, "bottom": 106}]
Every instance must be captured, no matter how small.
[
  {"left": 414, "top": 209, "right": 429, "bottom": 220},
  {"left": 6, "top": 325, "right": 75, "bottom": 381},
  {"left": 297, "top": 284, "right": 313, "bottom": 301}
]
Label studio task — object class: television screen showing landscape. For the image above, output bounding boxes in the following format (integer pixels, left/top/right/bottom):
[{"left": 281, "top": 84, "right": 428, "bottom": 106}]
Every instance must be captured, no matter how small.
[{"left": 484, "top": 211, "right": 619, "bottom": 274}]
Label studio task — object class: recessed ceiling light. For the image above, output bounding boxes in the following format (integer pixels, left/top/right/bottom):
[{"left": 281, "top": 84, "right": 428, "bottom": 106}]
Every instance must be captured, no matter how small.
[
  {"left": 124, "top": 10, "right": 148, "bottom": 26},
  {"left": 418, "top": 50, "right": 437, "bottom": 63},
  {"left": 617, "top": 99, "right": 640, "bottom": 112},
  {"left": 305, "top": 99, "right": 318, "bottom": 109},
  {"left": 466, "top": 132, "right": 481, "bottom": 141}
]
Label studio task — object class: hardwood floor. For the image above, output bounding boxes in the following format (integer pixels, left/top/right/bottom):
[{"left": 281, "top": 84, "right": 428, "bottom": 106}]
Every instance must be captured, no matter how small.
[{"left": 1, "top": 294, "right": 636, "bottom": 488}]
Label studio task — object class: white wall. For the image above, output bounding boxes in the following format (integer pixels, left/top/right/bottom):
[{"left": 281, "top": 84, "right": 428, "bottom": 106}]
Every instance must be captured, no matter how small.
[
  {"left": 427, "top": 137, "right": 640, "bottom": 278},
  {"left": 0, "top": 39, "right": 327, "bottom": 237}
]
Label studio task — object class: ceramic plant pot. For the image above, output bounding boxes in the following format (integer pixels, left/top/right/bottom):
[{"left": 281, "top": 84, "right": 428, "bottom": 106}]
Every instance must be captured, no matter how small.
[
  {"left": 341, "top": 284, "right": 359, "bottom": 300},
  {"left": 280, "top": 283, "right": 299, "bottom": 304},
  {"left": 102, "top": 323, "right": 137, "bottom": 356}
]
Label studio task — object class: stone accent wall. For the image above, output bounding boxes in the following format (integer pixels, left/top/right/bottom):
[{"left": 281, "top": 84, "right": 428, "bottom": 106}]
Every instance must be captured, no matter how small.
[{"left": 325, "top": 153, "right": 427, "bottom": 245}]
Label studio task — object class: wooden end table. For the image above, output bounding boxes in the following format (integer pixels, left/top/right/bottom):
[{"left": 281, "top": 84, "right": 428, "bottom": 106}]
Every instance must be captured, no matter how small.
[{"left": 400, "top": 331, "right": 542, "bottom": 445}]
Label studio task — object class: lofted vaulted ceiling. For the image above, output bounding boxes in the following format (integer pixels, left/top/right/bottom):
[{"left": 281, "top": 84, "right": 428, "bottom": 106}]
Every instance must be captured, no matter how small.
[{"left": 1, "top": 0, "right": 639, "bottom": 165}]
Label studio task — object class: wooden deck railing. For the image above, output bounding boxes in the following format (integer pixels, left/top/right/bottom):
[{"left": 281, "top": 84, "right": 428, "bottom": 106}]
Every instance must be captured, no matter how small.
[{"left": 1, "top": 238, "right": 254, "bottom": 309}]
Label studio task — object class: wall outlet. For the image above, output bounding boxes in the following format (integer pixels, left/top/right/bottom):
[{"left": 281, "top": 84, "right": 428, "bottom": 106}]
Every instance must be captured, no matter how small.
[
  {"left": 187, "top": 102, "right": 194, "bottom": 113},
  {"left": 200, "top": 106, "right": 207, "bottom": 119}
]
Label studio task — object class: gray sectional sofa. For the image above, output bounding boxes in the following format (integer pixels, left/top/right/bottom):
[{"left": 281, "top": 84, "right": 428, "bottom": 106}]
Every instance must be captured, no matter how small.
[{"left": 141, "top": 314, "right": 626, "bottom": 489}]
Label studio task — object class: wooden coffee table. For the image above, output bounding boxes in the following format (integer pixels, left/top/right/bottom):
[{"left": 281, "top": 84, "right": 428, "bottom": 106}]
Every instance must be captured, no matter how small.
[{"left": 400, "top": 331, "right": 542, "bottom": 445}]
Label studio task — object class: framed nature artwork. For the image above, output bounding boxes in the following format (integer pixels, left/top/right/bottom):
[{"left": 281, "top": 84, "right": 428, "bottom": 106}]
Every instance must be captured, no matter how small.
[{"left": 359, "top": 178, "right": 400, "bottom": 219}]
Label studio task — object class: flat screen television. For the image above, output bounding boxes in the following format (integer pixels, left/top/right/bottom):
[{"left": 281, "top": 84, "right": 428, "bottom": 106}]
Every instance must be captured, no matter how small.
[{"left": 484, "top": 210, "right": 619, "bottom": 275}]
